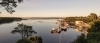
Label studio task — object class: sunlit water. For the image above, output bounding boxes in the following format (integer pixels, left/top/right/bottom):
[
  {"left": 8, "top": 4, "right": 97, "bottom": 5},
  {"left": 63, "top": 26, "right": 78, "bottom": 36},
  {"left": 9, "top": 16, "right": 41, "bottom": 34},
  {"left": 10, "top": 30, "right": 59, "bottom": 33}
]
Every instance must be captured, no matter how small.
[{"left": 0, "top": 19, "right": 84, "bottom": 43}]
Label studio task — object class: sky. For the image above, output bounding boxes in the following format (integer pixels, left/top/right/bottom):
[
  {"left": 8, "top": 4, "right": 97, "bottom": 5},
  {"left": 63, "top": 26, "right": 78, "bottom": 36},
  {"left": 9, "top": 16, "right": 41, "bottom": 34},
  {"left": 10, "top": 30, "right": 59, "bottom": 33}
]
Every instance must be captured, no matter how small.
[{"left": 0, "top": 0, "right": 100, "bottom": 17}]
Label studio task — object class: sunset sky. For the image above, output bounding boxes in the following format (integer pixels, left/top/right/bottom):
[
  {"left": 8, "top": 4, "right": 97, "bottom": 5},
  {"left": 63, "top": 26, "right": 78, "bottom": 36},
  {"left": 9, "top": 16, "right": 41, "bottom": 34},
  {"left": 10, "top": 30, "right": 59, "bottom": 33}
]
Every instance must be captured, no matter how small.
[{"left": 0, "top": 0, "right": 100, "bottom": 17}]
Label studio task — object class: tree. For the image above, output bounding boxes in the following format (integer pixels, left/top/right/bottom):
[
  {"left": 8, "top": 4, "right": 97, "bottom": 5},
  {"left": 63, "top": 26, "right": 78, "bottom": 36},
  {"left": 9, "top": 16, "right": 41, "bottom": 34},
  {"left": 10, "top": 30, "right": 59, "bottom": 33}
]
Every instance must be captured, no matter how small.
[
  {"left": 87, "top": 32, "right": 100, "bottom": 43},
  {"left": 16, "top": 39, "right": 32, "bottom": 43},
  {"left": 27, "top": 36, "right": 43, "bottom": 43},
  {"left": 88, "top": 21, "right": 100, "bottom": 32},
  {"left": 87, "top": 21, "right": 100, "bottom": 43},
  {"left": 11, "top": 23, "right": 37, "bottom": 40},
  {"left": 72, "top": 33, "right": 87, "bottom": 43},
  {"left": 87, "top": 13, "right": 98, "bottom": 21},
  {"left": 0, "top": 0, "right": 23, "bottom": 14}
]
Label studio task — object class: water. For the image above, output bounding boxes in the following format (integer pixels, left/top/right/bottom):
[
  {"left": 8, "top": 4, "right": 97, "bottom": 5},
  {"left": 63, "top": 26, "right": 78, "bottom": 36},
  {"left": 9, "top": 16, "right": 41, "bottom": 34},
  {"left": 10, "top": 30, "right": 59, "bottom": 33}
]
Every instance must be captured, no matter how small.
[{"left": 0, "top": 19, "right": 83, "bottom": 43}]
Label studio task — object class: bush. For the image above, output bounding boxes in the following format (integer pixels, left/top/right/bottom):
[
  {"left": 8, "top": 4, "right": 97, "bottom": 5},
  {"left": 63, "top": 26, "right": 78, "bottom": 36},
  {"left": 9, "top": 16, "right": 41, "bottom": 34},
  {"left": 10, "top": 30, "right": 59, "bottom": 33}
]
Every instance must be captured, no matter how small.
[{"left": 16, "top": 39, "right": 32, "bottom": 43}]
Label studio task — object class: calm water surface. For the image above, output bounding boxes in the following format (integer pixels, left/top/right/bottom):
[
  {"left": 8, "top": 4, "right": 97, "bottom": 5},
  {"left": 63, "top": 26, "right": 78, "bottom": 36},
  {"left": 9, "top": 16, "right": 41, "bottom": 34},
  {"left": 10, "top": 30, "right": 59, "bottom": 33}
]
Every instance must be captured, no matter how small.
[{"left": 0, "top": 19, "right": 83, "bottom": 43}]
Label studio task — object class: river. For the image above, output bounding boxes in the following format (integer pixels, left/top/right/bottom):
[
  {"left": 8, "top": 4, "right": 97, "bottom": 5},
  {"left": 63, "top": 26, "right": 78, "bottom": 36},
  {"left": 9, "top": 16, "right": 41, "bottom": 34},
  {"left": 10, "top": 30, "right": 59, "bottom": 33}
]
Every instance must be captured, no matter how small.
[{"left": 0, "top": 19, "right": 84, "bottom": 43}]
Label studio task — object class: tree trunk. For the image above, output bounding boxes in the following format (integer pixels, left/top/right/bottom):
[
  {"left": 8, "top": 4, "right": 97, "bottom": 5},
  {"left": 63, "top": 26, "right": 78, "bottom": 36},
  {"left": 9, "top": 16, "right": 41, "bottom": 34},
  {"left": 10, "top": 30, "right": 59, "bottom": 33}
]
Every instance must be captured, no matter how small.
[{"left": 21, "top": 34, "right": 23, "bottom": 39}]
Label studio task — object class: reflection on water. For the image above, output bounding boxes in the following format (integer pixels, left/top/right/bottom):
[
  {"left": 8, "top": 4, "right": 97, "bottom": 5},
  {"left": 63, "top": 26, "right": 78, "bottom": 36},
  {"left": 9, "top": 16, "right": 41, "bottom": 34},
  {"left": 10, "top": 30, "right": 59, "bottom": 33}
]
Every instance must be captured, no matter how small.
[
  {"left": 0, "top": 19, "right": 85, "bottom": 43},
  {"left": 51, "top": 20, "right": 88, "bottom": 35}
]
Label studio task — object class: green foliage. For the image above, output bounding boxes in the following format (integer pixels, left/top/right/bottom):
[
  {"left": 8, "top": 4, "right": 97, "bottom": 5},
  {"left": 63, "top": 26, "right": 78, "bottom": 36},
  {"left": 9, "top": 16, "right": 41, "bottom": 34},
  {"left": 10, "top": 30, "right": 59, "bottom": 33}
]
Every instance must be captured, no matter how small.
[
  {"left": 0, "top": 0, "right": 23, "bottom": 14},
  {"left": 72, "top": 33, "right": 87, "bottom": 43},
  {"left": 27, "top": 36, "right": 43, "bottom": 43},
  {"left": 64, "top": 13, "right": 98, "bottom": 23},
  {"left": 72, "top": 32, "right": 100, "bottom": 43},
  {"left": 72, "top": 20, "right": 100, "bottom": 43},
  {"left": 11, "top": 23, "right": 37, "bottom": 39},
  {"left": 88, "top": 21, "right": 100, "bottom": 32},
  {"left": 16, "top": 39, "right": 32, "bottom": 43},
  {"left": 87, "top": 21, "right": 100, "bottom": 43},
  {"left": 86, "top": 13, "right": 98, "bottom": 22},
  {"left": 16, "top": 36, "right": 43, "bottom": 43},
  {"left": 64, "top": 16, "right": 92, "bottom": 23},
  {"left": 11, "top": 23, "right": 42, "bottom": 43},
  {"left": 88, "top": 22, "right": 94, "bottom": 26},
  {"left": 87, "top": 32, "right": 100, "bottom": 40},
  {"left": 0, "top": 17, "right": 22, "bottom": 24}
]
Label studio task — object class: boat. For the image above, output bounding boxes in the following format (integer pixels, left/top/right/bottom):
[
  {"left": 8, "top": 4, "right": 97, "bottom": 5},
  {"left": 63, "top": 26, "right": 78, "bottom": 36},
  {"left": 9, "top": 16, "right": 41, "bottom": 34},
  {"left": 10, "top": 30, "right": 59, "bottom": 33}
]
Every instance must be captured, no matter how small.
[{"left": 51, "top": 27, "right": 61, "bottom": 34}]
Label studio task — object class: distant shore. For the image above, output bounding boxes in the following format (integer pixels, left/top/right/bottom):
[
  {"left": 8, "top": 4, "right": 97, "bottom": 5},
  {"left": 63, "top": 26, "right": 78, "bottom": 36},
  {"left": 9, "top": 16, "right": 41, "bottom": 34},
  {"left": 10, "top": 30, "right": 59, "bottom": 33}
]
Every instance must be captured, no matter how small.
[{"left": 0, "top": 17, "right": 27, "bottom": 24}]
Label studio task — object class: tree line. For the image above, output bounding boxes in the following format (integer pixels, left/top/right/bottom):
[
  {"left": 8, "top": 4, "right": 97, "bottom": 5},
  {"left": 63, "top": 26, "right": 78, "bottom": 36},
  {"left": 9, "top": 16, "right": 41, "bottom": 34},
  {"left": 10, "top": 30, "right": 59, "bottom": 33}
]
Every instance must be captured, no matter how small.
[
  {"left": 0, "top": 17, "right": 22, "bottom": 24},
  {"left": 64, "top": 13, "right": 98, "bottom": 23}
]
